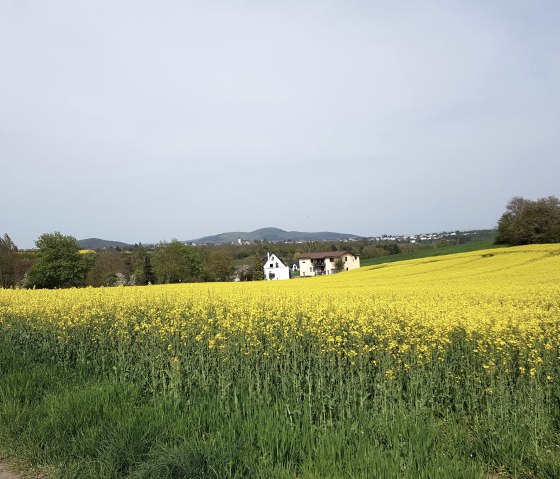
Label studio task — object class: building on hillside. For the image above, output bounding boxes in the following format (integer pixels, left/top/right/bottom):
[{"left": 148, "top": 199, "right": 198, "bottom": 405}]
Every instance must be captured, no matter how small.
[
  {"left": 298, "top": 251, "right": 360, "bottom": 277},
  {"left": 263, "top": 252, "right": 291, "bottom": 280},
  {"left": 290, "top": 262, "right": 299, "bottom": 271}
]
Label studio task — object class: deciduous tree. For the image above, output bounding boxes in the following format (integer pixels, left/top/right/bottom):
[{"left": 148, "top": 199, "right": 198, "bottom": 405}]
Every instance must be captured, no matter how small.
[
  {"left": 205, "top": 250, "right": 235, "bottom": 282},
  {"left": 86, "top": 249, "right": 131, "bottom": 287},
  {"left": 131, "top": 246, "right": 156, "bottom": 285},
  {"left": 0, "top": 233, "right": 17, "bottom": 288},
  {"left": 152, "top": 240, "right": 203, "bottom": 284},
  {"left": 26, "top": 232, "right": 89, "bottom": 288},
  {"left": 496, "top": 196, "right": 560, "bottom": 245}
]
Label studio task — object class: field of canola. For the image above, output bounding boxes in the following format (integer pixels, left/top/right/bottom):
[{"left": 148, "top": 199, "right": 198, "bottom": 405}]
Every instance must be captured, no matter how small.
[
  {"left": 1, "top": 244, "right": 560, "bottom": 478},
  {"left": 1, "top": 244, "right": 559, "bottom": 375}
]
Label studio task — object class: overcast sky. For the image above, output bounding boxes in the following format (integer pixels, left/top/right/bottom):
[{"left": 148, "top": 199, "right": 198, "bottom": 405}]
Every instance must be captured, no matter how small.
[{"left": 1, "top": 1, "right": 559, "bottom": 248}]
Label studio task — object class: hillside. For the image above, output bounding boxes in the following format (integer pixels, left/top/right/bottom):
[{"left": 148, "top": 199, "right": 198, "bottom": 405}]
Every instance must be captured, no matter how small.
[
  {"left": 188, "top": 227, "right": 363, "bottom": 244},
  {"left": 360, "top": 240, "right": 507, "bottom": 267},
  {"left": 1, "top": 244, "right": 558, "bottom": 477}
]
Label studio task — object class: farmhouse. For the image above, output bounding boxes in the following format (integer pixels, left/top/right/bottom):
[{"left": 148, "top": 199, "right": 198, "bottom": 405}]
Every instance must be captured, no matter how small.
[
  {"left": 298, "top": 251, "right": 360, "bottom": 277},
  {"left": 263, "top": 252, "right": 290, "bottom": 280}
]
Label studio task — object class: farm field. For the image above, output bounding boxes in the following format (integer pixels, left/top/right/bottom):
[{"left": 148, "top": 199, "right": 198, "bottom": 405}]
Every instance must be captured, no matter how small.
[
  {"left": 359, "top": 239, "right": 506, "bottom": 267},
  {"left": 0, "top": 244, "right": 559, "bottom": 478}
]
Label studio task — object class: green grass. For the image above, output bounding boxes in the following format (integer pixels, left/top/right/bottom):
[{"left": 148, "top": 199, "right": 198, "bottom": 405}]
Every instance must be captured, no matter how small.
[
  {"left": 360, "top": 240, "right": 506, "bottom": 267},
  {"left": 1, "top": 335, "right": 559, "bottom": 478}
]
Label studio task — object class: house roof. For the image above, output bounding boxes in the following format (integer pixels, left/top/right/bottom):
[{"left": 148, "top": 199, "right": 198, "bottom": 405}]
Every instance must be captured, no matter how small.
[
  {"left": 298, "top": 251, "right": 352, "bottom": 260},
  {"left": 262, "top": 252, "right": 286, "bottom": 266}
]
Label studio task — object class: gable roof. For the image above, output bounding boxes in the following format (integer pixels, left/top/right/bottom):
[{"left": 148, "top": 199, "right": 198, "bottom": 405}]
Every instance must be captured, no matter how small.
[
  {"left": 298, "top": 251, "right": 353, "bottom": 260},
  {"left": 262, "top": 252, "right": 286, "bottom": 267}
]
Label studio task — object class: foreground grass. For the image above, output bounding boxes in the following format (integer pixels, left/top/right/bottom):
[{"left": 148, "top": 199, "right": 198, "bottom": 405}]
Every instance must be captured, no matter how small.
[
  {"left": 1, "top": 342, "right": 559, "bottom": 479},
  {"left": 360, "top": 240, "right": 505, "bottom": 267}
]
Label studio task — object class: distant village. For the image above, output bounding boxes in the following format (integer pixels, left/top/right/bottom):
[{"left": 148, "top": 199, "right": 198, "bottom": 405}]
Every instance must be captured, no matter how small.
[{"left": 190, "top": 230, "right": 484, "bottom": 247}]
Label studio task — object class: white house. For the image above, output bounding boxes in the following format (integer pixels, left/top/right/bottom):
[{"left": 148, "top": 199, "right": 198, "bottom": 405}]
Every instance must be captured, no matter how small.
[
  {"left": 298, "top": 251, "right": 360, "bottom": 277},
  {"left": 263, "top": 252, "right": 291, "bottom": 280}
]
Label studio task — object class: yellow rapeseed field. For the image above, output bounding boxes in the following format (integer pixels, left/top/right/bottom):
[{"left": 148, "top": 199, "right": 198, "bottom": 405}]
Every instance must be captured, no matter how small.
[{"left": 1, "top": 244, "right": 559, "bottom": 379}]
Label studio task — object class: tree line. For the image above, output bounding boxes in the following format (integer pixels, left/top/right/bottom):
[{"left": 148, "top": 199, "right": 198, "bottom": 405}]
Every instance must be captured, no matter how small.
[
  {"left": 0, "top": 234, "right": 409, "bottom": 289},
  {"left": 0, "top": 234, "right": 242, "bottom": 289},
  {"left": 2, "top": 195, "right": 557, "bottom": 289}
]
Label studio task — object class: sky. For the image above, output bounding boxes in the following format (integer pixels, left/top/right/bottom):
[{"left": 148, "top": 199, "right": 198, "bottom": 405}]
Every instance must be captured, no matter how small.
[{"left": 1, "top": 1, "right": 559, "bottom": 248}]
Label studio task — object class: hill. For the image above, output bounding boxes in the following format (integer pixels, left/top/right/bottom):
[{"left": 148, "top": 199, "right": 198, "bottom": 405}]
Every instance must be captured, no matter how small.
[
  {"left": 188, "top": 227, "right": 363, "bottom": 244},
  {"left": 77, "top": 238, "right": 133, "bottom": 250}
]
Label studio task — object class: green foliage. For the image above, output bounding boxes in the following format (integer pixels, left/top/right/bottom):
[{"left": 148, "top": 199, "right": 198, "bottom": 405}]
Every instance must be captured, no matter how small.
[
  {"left": 248, "top": 244, "right": 268, "bottom": 281},
  {"left": 496, "top": 196, "right": 560, "bottom": 245},
  {"left": 359, "top": 245, "right": 387, "bottom": 259},
  {"left": 86, "top": 250, "right": 131, "bottom": 287},
  {"left": 334, "top": 257, "right": 345, "bottom": 272},
  {"left": 131, "top": 247, "right": 155, "bottom": 285},
  {"left": 384, "top": 243, "right": 401, "bottom": 255},
  {"left": 26, "top": 232, "right": 89, "bottom": 288},
  {"left": 13, "top": 251, "right": 36, "bottom": 287},
  {"left": 204, "top": 250, "right": 235, "bottom": 282},
  {"left": 0, "top": 233, "right": 18, "bottom": 288},
  {"left": 152, "top": 240, "right": 202, "bottom": 284}
]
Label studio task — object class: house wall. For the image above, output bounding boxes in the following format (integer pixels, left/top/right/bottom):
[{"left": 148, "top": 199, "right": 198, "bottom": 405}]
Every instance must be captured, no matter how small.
[
  {"left": 341, "top": 254, "right": 360, "bottom": 271},
  {"left": 299, "top": 253, "right": 360, "bottom": 277},
  {"left": 299, "top": 259, "right": 313, "bottom": 277},
  {"left": 264, "top": 253, "right": 290, "bottom": 280}
]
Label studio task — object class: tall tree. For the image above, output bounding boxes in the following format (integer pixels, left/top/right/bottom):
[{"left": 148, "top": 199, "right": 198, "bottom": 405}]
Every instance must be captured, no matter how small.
[
  {"left": 205, "top": 250, "right": 235, "bottom": 282},
  {"left": 248, "top": 243, "right": 268, "bottom": 281},
  {"left": 26, "top": 232, "right": 89, "bottom": 288},
  {"left": 86, "top": 249, "right": 131, "bottom": 287},
  {"left": 496, "top": 196, "right": 560, "bottom": 245},
  {"left": 0, "top": 233, "right": 18, "bottom": 288},
  {"left": 131, "top": 246, "right": 156, "bottom": 285},
  {"left": 152, "top": 240, "right": 202, "bottom": 283}
]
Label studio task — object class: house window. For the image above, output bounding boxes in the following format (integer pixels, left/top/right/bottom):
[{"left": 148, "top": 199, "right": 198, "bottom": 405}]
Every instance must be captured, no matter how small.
[
  {"left": 275, "top": 262, "right": 279, "bottom": 268},
  {"left": 330, "top": 258, "right": 334, "bottom": 262},
  {"left": 269, "top": 264, "right": 273, "bottom": 268}
]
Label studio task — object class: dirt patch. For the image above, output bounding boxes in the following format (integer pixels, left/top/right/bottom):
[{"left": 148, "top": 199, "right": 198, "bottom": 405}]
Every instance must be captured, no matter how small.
[{"left": 0, "top": 463, "right": 20, "bottom": 479}]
